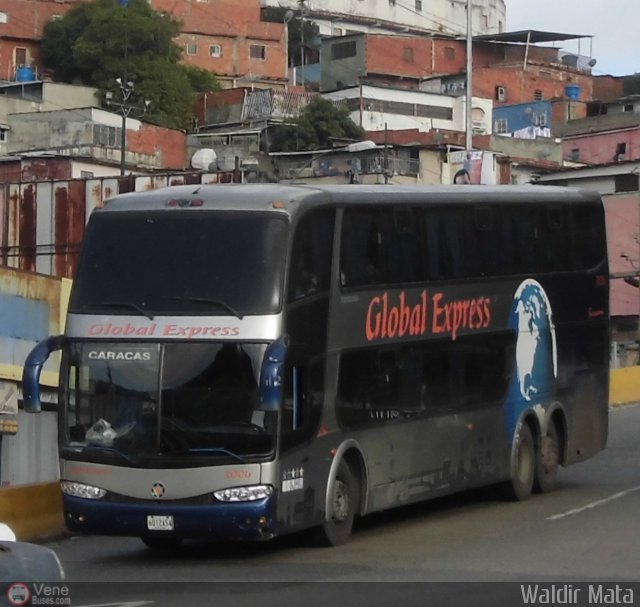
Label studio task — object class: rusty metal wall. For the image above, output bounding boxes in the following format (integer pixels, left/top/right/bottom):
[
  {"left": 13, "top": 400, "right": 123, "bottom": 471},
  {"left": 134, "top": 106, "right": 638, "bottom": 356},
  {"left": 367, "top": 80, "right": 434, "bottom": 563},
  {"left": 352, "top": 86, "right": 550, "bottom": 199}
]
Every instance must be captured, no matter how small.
[{"left": 0, "top": 171, "right": 235, "bottom": 279}]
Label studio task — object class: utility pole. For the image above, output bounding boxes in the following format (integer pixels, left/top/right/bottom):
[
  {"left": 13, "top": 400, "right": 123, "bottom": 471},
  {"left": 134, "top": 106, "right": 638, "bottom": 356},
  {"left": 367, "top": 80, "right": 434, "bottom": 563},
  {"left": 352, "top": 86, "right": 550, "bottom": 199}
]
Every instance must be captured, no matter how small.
[
  {"left": 298, "top": 0, "right": 309, "bottom": 88},
  {"left": 465, "top": 0, "right": 473, "bottom": 154},
  {"left": 105, "top": 79, "right": 150, "bottom": 175}
]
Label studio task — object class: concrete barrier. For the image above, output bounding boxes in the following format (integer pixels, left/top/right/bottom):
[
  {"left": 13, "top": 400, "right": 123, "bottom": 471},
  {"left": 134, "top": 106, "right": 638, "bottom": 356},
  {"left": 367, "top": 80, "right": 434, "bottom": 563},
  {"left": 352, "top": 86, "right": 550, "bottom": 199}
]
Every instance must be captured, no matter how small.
[
  {"left": 610, "top": 366, "right": 640, "bottom": 406},
  {"left": 0, "top": 482, "right": 65, "bottom": 542}
]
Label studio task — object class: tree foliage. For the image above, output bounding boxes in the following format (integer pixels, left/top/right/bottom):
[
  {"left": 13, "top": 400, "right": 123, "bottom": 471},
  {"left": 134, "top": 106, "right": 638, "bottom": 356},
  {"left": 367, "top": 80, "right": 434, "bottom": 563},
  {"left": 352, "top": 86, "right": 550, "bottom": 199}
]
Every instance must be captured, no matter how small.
[
  {"left": 40, "top": 0, "right": 219, "bottom": 130},
  {"left": 623, "top": 73, "right": 640, "bottom": 96},
  {"left": 269, "top": 96, "right": 365, "bottom": 152}
]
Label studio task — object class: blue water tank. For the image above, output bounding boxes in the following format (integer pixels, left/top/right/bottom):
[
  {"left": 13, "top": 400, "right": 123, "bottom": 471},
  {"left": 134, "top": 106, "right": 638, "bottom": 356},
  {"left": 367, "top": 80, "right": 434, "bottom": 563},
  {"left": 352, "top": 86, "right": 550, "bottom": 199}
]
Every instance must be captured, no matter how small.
[
  {"left": 15, "top": 66, "right": 36, "bottom": 82},
  {"left": 565, "top": 84, "right": 581, "bottom": 100}
]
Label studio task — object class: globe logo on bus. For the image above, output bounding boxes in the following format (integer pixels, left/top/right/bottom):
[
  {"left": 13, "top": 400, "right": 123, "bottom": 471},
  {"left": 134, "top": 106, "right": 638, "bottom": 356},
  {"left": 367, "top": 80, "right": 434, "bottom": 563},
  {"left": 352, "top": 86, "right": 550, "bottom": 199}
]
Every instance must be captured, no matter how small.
[{"left": 505, "top": 279, "right": 557, "bottom": 437}]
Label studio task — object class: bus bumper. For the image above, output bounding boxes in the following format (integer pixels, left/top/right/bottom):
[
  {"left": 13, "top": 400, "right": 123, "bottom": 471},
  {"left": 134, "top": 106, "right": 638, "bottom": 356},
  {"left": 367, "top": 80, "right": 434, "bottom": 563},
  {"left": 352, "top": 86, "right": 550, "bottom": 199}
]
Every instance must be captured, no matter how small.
[{"left": 62, "top": 494, "right": 277, "bottom": 541}]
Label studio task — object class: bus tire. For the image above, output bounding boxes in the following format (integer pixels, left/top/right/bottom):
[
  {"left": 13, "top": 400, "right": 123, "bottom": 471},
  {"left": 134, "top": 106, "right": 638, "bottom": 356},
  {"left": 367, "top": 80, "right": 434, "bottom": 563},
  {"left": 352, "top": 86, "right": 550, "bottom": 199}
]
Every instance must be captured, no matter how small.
[
  {"left": 500, "top": 422, "right": 535, "bottom": 501},
  {"left": 140, "top": 535, "right": 183, "bottom": 550},
  {"left": 314, "top": 460, "right": 358, "bottom": 547},
  {"left": 534, "top": 420, "right": 561, "bottom": 494}
]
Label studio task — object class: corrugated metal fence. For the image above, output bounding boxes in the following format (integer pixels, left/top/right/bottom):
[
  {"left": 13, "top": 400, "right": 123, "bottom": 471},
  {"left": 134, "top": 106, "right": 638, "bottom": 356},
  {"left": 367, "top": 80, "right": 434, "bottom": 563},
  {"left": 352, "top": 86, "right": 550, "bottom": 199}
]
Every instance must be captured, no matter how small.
[{"left": 0, "top": 171, "right": 236, "bottom": 280}]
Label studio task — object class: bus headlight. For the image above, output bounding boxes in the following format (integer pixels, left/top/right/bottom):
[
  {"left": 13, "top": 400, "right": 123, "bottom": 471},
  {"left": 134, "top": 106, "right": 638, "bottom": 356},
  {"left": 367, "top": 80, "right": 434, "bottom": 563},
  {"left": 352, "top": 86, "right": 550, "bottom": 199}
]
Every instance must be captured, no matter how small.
[
  {"left": 213, "top": 485, "right": 273, "bottom": 502},
  {"left": 61, "top": 480, "right": 107, "bottom": 500}
]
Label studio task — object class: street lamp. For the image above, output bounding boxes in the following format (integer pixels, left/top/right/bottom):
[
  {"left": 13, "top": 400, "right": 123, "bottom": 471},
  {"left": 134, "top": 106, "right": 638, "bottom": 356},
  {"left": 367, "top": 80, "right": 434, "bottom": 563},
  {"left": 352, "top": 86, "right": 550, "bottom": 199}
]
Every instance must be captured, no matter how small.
[{"left": 105, "top": 78, "right": 150, "bottom": 175}]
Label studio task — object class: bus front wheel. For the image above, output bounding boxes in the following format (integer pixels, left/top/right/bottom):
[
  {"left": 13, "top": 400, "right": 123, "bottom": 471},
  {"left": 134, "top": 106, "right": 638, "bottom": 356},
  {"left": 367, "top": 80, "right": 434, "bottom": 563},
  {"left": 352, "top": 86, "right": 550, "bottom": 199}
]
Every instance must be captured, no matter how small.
[
  {"left": 534, "top": 420, "right": 561, "bottom": 493},
  {"left": 501, "top": 422, "right": 535, "bottom": 501},
  {"left": 315, "top": 460, "right": 358, "bottom": 547}
]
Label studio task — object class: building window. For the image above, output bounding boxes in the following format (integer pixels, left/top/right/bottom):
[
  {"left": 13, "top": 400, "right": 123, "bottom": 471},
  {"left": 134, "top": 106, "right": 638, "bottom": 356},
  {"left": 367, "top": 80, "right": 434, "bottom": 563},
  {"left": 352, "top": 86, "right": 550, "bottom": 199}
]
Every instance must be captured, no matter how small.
[
  {"left": 495, "top": 118, "right": 508, "bottom": 134},
  {"left": 415, "top": 0, "right": 422, "bottom": 10},
  {"left": 250, "top": 45, "right": 266, "bottom": 60},
  {"left": 615, "top": 142, "right": 627, "bottom": 161},
  {"left": 331, "top": 40, "right": 357, "bottom": 60},
  {"left": 0, "top": 128, "right": 7, "bottom": 142},
  {"left": 333, "top": 27, "right": 344, "bottom": 36},
  {"left": 186, "top": 43, "right": 197, "bottom": 55},
  {"left": 444, "top": 46, "right": 455, "bottom": 60},
  {"left": 623, "top": 104, "right": 634, "bottom": 112},
  {"left": 495, "top": 85, "right": 507, "bottom": 102},
  {"left": 533, "top": 89, "right": 543, "bottom": 101},
  {"left": 209, "top": 44, "right": 221, "bottom": 58},
  {"left": 389, "top": 0, "right": 396, "bottom": 4},
  {"left": 403, "top": 47, "right": 414, "bottom": 64},
  {"left": 80, "top": 171, "right": 94, "bottom": 179},
  {"left": 570, "top": 148, "right": 580, "bottom": 161},
  {"left": 93, "top": 124, "right": 122, "bottom": 148},
  {"left": 481, "top": 14, "right": 488, "bottom": 28},
  {"left": 14, "top": 47, "right": 27, "bottom": 67},
  {"left": 249, "top": 44, "right": 267, "bottom": 60}
]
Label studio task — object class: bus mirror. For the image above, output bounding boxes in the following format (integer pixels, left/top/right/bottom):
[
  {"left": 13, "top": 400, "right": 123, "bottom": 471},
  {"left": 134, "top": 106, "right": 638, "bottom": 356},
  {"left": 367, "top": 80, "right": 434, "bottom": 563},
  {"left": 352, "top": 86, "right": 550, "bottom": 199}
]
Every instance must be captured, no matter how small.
[
  {"left": 22, "top": 335, "right": 66, "bottom": 413},
  {"left": 259, "top": 336, "right": 289, "bottom": 411}
]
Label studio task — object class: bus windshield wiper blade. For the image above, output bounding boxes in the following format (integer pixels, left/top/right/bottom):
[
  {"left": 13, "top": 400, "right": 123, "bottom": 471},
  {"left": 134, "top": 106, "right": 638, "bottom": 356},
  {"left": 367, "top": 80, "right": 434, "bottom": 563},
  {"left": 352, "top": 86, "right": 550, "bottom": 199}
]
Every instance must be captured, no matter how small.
[
  {"left": 68, "top": 444, "right": 135, "bottom": 464},
  {"left": 87, "top": 301, "right": 154, "bottom": 321},
  {"left": 170, "top": 297, "right": 244, "bottom": 320},
  {"left": 188, "top": 447, "right": 246, "bottom": 463}
]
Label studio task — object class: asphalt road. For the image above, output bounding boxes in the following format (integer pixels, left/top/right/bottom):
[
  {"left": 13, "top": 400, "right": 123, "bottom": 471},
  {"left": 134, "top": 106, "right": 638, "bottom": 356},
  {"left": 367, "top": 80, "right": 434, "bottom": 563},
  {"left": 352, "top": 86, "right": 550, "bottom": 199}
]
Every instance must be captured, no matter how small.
[{"left": 26, "top": 404, "right": 640, "bottom": 606}]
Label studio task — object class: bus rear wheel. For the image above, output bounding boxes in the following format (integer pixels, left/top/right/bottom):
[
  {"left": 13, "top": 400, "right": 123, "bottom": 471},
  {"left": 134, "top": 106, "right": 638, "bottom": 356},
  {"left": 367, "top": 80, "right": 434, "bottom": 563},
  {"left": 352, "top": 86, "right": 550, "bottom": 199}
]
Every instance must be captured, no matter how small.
[
  {"left": 314, "top": 460, "right": 358, "bottom": 547},
  {"left": 534, "top": 420, "right": 561, "bottom": 493},
  {"left": 500, "top": 422, "right": 535, "bottom": 501}
]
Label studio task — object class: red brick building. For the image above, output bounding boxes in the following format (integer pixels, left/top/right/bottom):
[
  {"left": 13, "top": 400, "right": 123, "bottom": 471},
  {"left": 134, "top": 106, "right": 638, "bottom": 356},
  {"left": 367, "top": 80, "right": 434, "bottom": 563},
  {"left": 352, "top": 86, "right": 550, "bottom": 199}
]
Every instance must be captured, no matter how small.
[{"left": 0, "top": 0, "right": 287, "bottom": 88}]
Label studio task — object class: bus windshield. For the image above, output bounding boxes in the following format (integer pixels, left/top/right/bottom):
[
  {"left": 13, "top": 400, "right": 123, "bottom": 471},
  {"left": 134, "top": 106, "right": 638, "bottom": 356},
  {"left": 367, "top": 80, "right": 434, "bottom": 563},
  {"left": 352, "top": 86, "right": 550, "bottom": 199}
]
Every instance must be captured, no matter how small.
[
  {"left": 62, "top": 342, "right": 275, "bottom": 466},
  {"left": 69, "top": 211, "right": 288, "bottom": 317}
]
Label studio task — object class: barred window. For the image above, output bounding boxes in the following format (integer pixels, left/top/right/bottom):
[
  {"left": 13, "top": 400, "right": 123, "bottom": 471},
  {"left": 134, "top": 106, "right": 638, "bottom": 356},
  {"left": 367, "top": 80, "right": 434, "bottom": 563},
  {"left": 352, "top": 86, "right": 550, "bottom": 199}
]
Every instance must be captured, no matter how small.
[{"left": 93, "top": 124, "right": 122, "bottom": 148}]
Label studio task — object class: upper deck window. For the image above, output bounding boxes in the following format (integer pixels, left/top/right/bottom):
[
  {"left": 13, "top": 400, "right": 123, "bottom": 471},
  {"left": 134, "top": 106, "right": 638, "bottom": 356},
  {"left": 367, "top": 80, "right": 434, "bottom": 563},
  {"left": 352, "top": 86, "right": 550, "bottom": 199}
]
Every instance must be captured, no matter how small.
[{"left": 70, "top": 211, "right": 288, "bottom": 317}]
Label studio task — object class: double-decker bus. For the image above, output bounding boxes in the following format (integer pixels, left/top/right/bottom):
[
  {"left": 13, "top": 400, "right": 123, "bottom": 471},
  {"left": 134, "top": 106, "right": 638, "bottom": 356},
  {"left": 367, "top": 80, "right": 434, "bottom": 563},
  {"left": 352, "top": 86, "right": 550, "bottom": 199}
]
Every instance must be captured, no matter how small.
[{"left": 23, "top": 184, "right": 609, "bottom": 548}]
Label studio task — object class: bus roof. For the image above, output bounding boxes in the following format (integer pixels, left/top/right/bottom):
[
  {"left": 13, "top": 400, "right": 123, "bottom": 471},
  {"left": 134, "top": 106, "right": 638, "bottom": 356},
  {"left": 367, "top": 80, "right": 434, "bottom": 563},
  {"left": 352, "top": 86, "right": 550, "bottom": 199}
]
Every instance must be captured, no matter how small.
[{"left": 99, "top": 184, "right": 602, "bottom": 216}]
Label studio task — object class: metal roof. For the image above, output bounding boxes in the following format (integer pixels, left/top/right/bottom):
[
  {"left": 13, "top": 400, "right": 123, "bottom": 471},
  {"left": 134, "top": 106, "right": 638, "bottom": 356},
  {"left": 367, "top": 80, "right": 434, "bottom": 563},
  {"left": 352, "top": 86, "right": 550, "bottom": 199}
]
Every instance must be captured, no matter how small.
[{"left": 472, "top": 30, "right": 592, "bottom": 44}]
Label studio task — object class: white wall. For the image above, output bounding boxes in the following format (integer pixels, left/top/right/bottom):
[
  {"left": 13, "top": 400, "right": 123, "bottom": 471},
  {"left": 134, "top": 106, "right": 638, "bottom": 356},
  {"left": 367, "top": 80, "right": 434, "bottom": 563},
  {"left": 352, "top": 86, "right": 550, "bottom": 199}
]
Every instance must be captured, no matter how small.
[{"left": 260, "top": 0, "right": 506, "bottom": 37}]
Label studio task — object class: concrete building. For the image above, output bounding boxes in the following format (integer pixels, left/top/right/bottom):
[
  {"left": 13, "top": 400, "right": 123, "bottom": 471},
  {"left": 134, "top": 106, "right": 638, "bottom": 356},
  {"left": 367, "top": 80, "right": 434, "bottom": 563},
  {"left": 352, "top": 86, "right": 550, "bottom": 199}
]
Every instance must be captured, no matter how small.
[
  {"left": 259, "top": 0, "right": 506, "bottom": 38},
  {"left": 323, "top": 83, "right": 492, "bottom": 136}
]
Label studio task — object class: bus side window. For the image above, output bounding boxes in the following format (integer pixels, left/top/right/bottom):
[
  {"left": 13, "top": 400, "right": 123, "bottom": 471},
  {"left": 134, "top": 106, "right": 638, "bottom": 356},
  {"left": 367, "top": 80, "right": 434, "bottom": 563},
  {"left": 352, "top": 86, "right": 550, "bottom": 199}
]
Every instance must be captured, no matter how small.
[
  {"left": 288, "top": 209, "right": 334, "bottom": 302},
  {"left": 340, "top": 209, "right": 385, "bottom": 287},
  {"left": 386, "top": 208, "right": 422, "bottom": 283}
]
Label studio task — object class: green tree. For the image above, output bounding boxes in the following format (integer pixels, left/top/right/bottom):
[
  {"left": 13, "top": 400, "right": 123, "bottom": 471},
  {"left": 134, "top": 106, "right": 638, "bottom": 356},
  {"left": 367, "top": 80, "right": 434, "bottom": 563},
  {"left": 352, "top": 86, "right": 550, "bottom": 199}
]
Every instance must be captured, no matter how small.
[
  {"left": 623, "top": 73, "right": 640, "bottom": 95},
  {"left": 40, "top": 0, "right": 219, "bottom": 130},
  {"left": 269, "top": 96, "right": 365, "bottom": 152}
]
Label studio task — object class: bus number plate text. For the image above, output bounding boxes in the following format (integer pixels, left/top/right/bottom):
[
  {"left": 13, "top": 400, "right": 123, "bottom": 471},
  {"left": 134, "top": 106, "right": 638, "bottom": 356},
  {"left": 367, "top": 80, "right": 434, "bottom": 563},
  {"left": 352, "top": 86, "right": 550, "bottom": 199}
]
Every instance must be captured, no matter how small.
[{"left": 147, "top": 515, "right": 174, "bottom": 531}]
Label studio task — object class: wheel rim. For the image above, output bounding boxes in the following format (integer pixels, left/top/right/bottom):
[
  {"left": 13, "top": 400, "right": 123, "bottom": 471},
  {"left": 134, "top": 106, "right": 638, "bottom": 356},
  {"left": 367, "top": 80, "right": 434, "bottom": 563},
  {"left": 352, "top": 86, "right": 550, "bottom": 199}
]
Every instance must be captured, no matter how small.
[{"left": 332, "top": 478, "right": 351, "bottom": 523}]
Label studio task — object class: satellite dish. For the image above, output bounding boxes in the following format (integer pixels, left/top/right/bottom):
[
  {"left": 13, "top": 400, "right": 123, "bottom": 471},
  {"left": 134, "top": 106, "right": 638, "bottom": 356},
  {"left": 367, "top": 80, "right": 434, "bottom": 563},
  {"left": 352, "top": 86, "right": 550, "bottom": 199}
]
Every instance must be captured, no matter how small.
[
  {"left": 588, "top": 58, "right": 597, "bottom": 67},
  {"left": 191, "top": 148, "right": 216, "bottom": 170}
]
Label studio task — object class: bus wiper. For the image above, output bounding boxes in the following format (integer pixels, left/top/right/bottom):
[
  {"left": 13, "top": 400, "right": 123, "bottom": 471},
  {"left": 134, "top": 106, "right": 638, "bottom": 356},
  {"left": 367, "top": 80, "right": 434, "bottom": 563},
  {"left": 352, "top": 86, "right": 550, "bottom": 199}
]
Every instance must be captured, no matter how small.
[
  {"left": 88, "top": 301, "right": 154, "bottom": 321},
  {"left": 170, "top": 297, "right": 244, "bottom": 320},
  {"left": 188, "top": 447, "right": 246, "bottom": 463},
  {"left": 66, "top": 444, "right": 135, "bottom": 464}
]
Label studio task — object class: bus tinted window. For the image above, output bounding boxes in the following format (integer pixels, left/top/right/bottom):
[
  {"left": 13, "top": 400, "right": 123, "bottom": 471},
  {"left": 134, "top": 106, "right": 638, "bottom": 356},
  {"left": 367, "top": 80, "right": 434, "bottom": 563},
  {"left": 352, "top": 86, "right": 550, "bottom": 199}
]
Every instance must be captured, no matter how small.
[
  {"left": 288, "top": 209, "right": 335, "bottom": 302},
  {"left": 340, "top": 207, "right": 423, "bottom": 288},
  {"left": 336, "top": 334, "right": 512, "bottom": 429},
  {"left": 572, "top": 203, "right": 607, "bottom": 269}
]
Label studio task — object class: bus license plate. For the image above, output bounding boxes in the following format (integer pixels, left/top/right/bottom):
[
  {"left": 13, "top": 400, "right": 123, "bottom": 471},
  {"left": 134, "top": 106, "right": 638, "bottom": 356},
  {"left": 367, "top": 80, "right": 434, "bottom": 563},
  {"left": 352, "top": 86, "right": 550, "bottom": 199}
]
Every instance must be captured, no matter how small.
[{"left": 147, "top": 515, "right": 174, "bottom": 531}]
